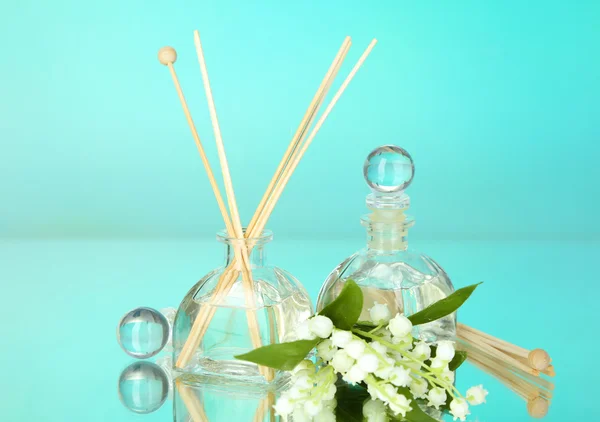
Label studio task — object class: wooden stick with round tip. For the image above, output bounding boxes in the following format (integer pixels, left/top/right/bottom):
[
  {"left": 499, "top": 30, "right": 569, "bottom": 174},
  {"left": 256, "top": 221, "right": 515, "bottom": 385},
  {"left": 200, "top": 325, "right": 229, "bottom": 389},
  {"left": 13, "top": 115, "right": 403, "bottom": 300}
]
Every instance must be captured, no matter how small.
[
  {"left": 250, "top": 39, "right": 378, "bottom": 238},
  {"left": 193, "top": 31, "right": 272, "bottom": 380},
  {"left": 157, "top": 47, "right": 235, "bottom": 243},
  {"left": 245, "top": 36, "right": 351, "bottom": 237},
  {"left": 459, "top": 328, "right": 540, "bottom": 376},
  {"left": 160, "top": 44, "right": 260, "bottom": 374},
  {"left": 458, "top": 323, "right": 554, "bottom": 374},
  {"left": 527, "top": 396, "right": 550, "bottom": 419},
  {"left": 459, "top": 340, "right": 554, "bottom": 395}
]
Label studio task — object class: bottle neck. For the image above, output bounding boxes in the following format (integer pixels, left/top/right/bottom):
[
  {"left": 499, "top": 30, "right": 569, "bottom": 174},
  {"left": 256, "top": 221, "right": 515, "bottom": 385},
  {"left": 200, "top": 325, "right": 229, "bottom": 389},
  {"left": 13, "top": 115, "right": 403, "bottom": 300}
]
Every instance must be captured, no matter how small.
[
  {"left": 218, "top": 229, "right": 272, "bottom": 269},
  {"left": 361, "top": 209, "right": 414, "bottom": 252},
  {"left": 224, "top": 242, "right": 268, "bottom": 268}
]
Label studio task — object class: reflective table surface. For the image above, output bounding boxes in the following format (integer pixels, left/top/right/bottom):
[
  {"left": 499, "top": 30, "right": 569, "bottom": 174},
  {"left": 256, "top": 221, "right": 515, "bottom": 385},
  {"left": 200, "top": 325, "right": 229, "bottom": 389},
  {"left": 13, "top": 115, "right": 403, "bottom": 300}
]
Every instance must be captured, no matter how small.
[{"left": 1, "top": 239, "right": 595, "bottom": 420}]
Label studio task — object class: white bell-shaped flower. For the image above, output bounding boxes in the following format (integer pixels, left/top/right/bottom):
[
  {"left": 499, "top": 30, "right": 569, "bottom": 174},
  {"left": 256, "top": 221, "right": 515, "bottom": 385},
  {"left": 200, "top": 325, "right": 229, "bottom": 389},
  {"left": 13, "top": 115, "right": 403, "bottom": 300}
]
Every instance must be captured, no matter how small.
[
  {"left": 412, "top": 342, "right": 431, "bottom": 360},
  {"left": 370, "top": 302, "right": 392, "bottom": 324},
  {"left": 410, "top": 377, "right": 429, "bottom": 399},
  {"left": 436, "top": 340, "right": 456, "bottom": 362},
  {"left": 388, "top": 314, "right": 412, "bottom": 338},
  {"left": 331, "top": 350, "right": 355, "bottom": 373},
  {"left": 466, "top": 385, "right": 488, "bottom": 405},
  {"left": 427, "top": 387, "right": 447, "bottom": 409},
  {"left": 363, "top": 399, "right": 389, "bottom": 422},
  {"left": 317, "top": 339, "right": 337, "bottom": 362},
  {"left": 297, "top": 319, "right": 317, "bottom": 341},
  {"left": 345, "top": 339, "right": 367, "bottom": 359},
  {"left": 449, "top": 398, "right": 470, "bottom": 421},
  {"left": 273, "top": 396, "right": 294, "bottom": 417},
  {"left": 357, "top": 353, "right": 380, "bottom": 373},
  {"left": 389, "top": 366, "right": 412, "bottom": 387},
  {"left": 343, "top": 364, "right": 367, "bottom": 384},
  {"left": 309, "top": 316, "right": 334, "bottom": 339},
  {"left": 330, "top": 329, "right": 353, "bottom": 348}
]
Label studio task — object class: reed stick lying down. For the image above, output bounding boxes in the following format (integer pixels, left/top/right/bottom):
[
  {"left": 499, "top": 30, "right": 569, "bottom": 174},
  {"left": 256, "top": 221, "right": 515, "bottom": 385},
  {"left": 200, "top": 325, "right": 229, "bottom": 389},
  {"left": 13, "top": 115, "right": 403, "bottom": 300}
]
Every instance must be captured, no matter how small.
[{"left": 457, "top": 323, "right": 554, "bottom": 419}]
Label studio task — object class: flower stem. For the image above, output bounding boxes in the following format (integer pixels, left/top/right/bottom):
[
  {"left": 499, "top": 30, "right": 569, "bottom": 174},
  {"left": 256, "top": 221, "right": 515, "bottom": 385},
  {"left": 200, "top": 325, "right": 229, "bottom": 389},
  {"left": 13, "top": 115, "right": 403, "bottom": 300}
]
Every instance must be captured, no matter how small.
[{"left": 353, "top": 328, "right": 463, "bottom": 399}]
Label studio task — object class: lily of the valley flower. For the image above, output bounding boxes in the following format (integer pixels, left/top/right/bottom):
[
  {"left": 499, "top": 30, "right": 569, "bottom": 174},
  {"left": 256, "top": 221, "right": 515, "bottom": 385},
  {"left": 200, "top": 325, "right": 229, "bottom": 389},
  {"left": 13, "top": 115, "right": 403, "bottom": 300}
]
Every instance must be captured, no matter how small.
[
  {"left": 316, "top": 339, "right": 337, "bottom": 362},
  {"left": 466, "top": 385, "right": 489, "bottom": 405},
  {"left": 436, "top": 340, "right": 456, "bottom": 362},
  {"left": 388, "top": 313, "right": 413, "bottom": 338},
  {"left": 449, "top": 398, "right": 470, "bottom": 421},
  {"left": 345, "top": 339, "right": 367, "bottom": 359},
  {"left": 330, "top": 329, "right": 353, "bottom": 348},
  {"left": 369, "top": 302, "right": 392, "bottom": 324},
  {"left": 363, "top": 399, "right": 390, "bottom": 422},
  {"left": 427, "top": 387, "right": 447, "bottom": 409},
  {"left": 388, "top": 365, "right": 412, "bottom": 387},
  {"left": 309, "top": 315, "right": 335, "bottom": 339},
  {"left": 330, "top": 350, "right": 355, "bottom": 373}
]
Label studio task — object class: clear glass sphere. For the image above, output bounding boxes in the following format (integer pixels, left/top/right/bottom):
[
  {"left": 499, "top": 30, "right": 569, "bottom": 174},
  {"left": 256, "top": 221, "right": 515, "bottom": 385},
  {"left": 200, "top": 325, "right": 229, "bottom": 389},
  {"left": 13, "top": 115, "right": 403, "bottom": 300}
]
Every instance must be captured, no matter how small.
[
  {"left": 117, "top": 307, "right": 169, "bottom": 359},
  {"left": 364, "top": 145, "right": 415, "bottom": 193},
  {"left": 118, "top": 362, "right": 169, "bottom": 414}
]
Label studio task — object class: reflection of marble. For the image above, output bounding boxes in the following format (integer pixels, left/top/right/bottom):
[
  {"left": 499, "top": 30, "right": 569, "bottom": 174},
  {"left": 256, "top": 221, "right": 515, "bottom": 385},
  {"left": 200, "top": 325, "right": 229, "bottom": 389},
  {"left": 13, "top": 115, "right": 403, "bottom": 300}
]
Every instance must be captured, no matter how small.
[
  {"left": 118, "top": 361, "right": 169, "bottom": 414},
  {"left": 173, "top": 374, "right": 283, "bottom": 422}
]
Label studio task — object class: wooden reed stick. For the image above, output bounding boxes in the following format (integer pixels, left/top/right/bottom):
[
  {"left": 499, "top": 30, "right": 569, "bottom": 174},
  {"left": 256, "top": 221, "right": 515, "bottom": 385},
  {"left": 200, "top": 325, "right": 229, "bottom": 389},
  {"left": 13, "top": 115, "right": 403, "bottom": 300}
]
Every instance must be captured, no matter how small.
[
  {"left": 158, "top": 46, "right": 235, "bottom": 241},
  {"left": 460, "top": 340, "right": 554, "bottom": 396},
  {"left": 192, "top": 30, "right": 271, "bottom": 379},
  {"left": 158, "top": 46, "right": 254, "bottom": 372},
  {"left": 253, "top": 392, "right": 275, "bottom": 422},
  {"left": 175, "top": 37, "right": 354, "bottom": 371},
  {"left": 176, "top": 379, "right": 209, "bottom": 422},
  {"left": 468, "top": 354, "right": 551, "bottom": 418},
  {"left": 458, "top": 326, "right": 540, "bottom": 376},
  {"left": 245, "top": 36, "right": 352, "bottom": 237},
  {"left": 458, "top": 323, "right": 553, "bottom": 376},
  {"left": 458, "top": 323, "right": 530, "bottom": 358},
  {"left": 251, "top": 39, "right": 378, "bottom": 238}
]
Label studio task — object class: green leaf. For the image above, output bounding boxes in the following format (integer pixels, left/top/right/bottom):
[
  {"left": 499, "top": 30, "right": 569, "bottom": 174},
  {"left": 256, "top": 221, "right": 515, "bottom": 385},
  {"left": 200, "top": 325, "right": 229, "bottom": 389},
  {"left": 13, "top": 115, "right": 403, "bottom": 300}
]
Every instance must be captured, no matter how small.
[
  {"left": 408, "top": 282, "right": 482, "bottom": 326},
  {"left": 234, "top": 339, "right": 319, "bottom": 371},
  {"left": 449, "top": 350, "right": 468, "bottom": 371},
  {"left": 319, "top": 279, "right": 364, "bottom": 330},
  {"left": 393, "top": 388, "right": 439, "bottom": 422}
]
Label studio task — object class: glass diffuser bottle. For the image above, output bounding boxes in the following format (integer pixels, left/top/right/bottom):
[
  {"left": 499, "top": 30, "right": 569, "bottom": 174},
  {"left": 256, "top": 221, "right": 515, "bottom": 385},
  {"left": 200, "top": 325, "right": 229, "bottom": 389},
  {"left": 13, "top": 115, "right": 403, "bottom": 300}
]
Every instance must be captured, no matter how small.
[
  {"left": 173, "top": 229, "right": 313, "bottom": 385},
  {"left": 317, "top": 145, "right": 456, "bottom": 342}
]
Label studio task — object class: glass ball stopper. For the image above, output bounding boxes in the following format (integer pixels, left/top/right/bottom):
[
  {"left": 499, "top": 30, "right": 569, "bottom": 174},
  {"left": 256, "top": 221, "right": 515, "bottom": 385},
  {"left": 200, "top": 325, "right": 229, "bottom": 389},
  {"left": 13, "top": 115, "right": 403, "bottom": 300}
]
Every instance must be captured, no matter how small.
[
  {"left": 118, "top": 361, "right": 169, "bottom": 414},
  {"left": 363, "top": 145, "right": 415, "bottom": 193},
  {"left": 117, "top": 307, "right": 169, "bottom": 359}
]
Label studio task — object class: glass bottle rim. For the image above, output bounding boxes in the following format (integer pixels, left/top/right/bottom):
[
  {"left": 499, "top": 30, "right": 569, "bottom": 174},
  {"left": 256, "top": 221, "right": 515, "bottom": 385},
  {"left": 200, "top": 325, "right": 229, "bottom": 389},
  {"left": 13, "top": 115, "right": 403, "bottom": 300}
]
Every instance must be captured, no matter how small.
[{"left": 216, "top": 228, "right": 273, "bottom": 245}]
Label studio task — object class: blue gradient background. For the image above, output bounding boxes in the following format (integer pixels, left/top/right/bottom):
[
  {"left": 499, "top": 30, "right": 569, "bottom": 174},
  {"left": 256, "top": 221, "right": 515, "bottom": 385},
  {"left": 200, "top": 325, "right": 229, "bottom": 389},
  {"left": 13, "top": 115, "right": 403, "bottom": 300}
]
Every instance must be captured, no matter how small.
[{"left": 1, "top": 0, "right": 598, "bottom": 421}]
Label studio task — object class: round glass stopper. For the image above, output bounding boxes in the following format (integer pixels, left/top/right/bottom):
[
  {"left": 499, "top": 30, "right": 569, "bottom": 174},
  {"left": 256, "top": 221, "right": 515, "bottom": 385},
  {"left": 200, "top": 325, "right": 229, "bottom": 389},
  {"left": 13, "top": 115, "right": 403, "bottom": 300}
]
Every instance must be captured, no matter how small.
[
  {"left": 117, "top": 307, "right": 169, "bottom": 359},
  {"left": 363, "top": 145, "right": 415, "bottom": 193},
  {"left": 118, "top": 362, "right": 169, "bottom": 414}
]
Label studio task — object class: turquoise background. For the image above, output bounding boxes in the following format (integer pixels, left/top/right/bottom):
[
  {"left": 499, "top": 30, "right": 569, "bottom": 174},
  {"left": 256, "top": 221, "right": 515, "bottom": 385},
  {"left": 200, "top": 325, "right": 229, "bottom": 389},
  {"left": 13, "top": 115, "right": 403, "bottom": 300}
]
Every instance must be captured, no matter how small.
[{"left": 1, "top": 0, "right": 599, "bottom": 421}]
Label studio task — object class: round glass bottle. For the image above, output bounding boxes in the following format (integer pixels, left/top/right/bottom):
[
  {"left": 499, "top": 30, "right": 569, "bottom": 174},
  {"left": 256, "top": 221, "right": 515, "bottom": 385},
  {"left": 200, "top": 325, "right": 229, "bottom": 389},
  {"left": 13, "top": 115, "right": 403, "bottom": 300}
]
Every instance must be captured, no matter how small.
[
  {"left": 173, "top": 229, "right": 313, "bottom": 385},
  {"left": 317, "top": 145, "right": 456, "bottom": 342}
]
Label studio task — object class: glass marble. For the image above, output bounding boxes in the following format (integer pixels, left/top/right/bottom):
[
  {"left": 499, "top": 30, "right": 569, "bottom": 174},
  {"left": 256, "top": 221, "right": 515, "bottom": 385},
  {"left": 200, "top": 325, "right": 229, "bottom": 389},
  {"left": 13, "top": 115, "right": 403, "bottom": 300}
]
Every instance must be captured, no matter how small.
[
  {"left": 363, "top": 145, "right": 415, "bottom": 193},
  {"left": 118, "top": 361, "right": 169, "bottom": 414},
  {"left": 117, "top": 307, "right": 169, "bottom": 359}
]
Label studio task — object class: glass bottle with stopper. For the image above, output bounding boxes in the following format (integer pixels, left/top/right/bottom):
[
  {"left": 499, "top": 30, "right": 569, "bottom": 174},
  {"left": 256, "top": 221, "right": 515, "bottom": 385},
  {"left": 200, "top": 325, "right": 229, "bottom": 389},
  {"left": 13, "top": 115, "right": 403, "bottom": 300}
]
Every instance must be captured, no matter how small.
[{"left": 317, "top": 145, "right": 456, "bottom": 342}]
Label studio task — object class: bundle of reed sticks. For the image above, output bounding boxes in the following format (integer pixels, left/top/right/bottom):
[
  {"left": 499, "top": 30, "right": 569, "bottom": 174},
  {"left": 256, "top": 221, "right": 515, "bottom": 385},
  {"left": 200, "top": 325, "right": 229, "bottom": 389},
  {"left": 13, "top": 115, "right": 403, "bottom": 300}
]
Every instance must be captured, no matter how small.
[
  {"left": 158, "top": 31, "right": 377, "bottom": 380},
  {"left": 457, "top": 323, "right": 554, "bottom": 418}
]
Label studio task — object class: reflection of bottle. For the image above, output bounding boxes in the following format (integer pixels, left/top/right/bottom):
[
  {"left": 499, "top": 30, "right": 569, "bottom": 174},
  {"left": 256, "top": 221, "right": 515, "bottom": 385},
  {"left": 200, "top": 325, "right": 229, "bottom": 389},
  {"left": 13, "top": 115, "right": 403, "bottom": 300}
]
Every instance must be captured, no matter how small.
[
  {"left": 173, "top": 375, "right": 281, "bottom": 422},
  {"left": 317, "top": 145, "right": 456, "bottom": 342}
]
